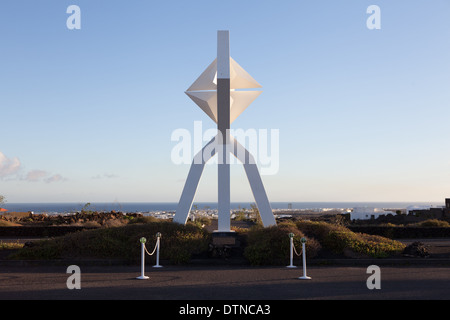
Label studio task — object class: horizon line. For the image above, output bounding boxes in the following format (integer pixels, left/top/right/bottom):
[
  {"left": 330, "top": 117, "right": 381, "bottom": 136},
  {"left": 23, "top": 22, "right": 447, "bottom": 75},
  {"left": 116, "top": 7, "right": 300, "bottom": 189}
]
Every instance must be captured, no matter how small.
[{"left": 2, "top": 200, "right": 445, "bottom": 204}]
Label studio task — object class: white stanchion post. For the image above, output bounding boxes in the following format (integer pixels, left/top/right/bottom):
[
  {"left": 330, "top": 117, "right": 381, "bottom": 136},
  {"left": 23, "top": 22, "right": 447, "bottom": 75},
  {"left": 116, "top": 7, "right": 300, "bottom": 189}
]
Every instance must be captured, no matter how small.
[
  {"left": 153, "top": 232, "right": 163, "bottom": 268},
  {"left": 137, "top": 237, "right": 149, "bottom": 280},
  {"left": 298, "top": 237, "right": 311, "bottom": 280},
  {"left": 286, "top": 233, "right": 297, "bottom": 268}
]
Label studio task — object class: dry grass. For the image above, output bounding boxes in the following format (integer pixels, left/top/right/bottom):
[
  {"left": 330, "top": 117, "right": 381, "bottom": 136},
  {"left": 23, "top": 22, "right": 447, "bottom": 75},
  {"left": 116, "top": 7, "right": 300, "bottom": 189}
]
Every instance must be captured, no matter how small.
[
  {"left": 0, "top": 241, "right": 24, "bottom": 250},
  {"left": 0, "top": 220, "right": 22, "bottom": 227}
]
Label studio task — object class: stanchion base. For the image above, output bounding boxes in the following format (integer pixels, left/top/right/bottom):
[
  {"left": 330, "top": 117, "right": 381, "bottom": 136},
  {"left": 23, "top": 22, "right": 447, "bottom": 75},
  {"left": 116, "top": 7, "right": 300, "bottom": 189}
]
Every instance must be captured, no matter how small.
[
  {"left": 298, "top": 276, "right": 312, "bottom": 280},
  {"left": 136, "top": 275, "right": 149, "bottom": 280},
  {"left": 286, "top": 265, "right": 297, "bottom": 268},
  {"left": 152, "top": 265, "right": 163, "bottom": 268}
]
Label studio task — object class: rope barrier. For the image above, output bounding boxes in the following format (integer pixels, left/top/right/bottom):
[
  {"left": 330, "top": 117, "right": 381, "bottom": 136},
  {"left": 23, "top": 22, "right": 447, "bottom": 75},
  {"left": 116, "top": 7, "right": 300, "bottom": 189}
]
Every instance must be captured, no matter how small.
[
  {"left": 292, "top": 242, "right": 302, "bottom": 256},
  {"left": 144, "top": 238, "right": 159, "bottom": 256}
]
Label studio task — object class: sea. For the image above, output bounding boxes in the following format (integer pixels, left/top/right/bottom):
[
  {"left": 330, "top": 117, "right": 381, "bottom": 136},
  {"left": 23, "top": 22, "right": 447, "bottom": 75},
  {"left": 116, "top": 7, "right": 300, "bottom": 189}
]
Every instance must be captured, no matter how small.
[{"left": 0, "top": 201, "right": 443, "bottom": 215}]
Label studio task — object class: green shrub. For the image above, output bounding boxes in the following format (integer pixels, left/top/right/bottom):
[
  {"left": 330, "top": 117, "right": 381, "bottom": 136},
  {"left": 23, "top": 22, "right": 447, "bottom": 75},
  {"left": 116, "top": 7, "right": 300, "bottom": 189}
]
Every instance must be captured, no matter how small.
[
  {"left": 127, "top": 216, "right": 160, "bottom": 224},
  {"left": 415, "top": 219, "right": 450, "bottom": 228},
  {"left": 323, "top": 230, "right": 405, "bottom": 258},
  {"left": 297, "top": 220, "right": 405, "bottom": 258},
  {"left": 295, "top": 220, "right": 347, "bottom": 242},
  {"left": 243, "top": 222, "right": 321, "bottom": 265}
]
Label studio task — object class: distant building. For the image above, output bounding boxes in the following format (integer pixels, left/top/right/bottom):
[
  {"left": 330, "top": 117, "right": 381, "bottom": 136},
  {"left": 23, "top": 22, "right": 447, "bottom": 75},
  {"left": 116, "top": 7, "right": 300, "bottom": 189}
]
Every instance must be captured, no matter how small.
[
  {"left": 350, "top": 207, "right": 394, "bottom": 220},
  {"left": 288, "top": 203, "right": 292, "bottom": 210},
  {"left": 406, "top": 198, "right": 450, "bottom": 220},
  {"left": 406, "top": 205, "right": 435, "bottom": 214}
]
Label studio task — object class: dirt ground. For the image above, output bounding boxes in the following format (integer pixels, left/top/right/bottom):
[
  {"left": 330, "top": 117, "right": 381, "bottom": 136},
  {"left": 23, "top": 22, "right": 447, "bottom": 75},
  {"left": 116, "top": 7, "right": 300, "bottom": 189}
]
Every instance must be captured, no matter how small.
[{"left": 396, "top": 238, "right": 450, "bottom": 258}]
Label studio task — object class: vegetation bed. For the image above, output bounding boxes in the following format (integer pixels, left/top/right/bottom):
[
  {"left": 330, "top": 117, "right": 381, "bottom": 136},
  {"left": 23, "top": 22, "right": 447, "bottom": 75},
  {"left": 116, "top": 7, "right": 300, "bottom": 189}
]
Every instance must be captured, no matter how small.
[
  {"left": 9, "top": 219, "right": 406, "bottom": 265},
  {"left": 12, "top": 221, "right": 210, "bottom": 264}
]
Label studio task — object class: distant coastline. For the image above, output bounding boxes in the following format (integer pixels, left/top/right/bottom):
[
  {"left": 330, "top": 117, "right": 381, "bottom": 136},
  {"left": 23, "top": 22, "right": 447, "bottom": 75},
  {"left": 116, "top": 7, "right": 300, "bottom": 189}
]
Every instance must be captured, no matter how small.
[{"left": 1, "top": 201, "right": 443, "bottom": 214}]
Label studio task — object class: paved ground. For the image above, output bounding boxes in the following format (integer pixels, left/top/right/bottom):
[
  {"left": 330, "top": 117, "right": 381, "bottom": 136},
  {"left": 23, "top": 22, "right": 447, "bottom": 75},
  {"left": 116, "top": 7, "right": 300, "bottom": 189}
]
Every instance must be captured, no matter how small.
[
  {"left": 0, "top": 264, "right": 449, "bottom": 300},
  {"left": 1, "top": 237, "right": 449, "bottom": 307}
]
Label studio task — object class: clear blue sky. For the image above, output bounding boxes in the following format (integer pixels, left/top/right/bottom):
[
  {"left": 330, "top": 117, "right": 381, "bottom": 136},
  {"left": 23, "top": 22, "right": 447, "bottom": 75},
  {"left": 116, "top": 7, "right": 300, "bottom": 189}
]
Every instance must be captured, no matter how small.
[{"left": 1, "top": 1, "right": 449, "bottom": 203}]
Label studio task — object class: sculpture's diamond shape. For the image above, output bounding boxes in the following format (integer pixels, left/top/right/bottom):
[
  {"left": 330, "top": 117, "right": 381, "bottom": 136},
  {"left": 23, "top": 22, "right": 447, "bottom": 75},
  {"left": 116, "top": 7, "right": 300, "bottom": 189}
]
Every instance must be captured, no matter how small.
[{"left": 185, "top": 57, "right": 262, "bottom": 123}]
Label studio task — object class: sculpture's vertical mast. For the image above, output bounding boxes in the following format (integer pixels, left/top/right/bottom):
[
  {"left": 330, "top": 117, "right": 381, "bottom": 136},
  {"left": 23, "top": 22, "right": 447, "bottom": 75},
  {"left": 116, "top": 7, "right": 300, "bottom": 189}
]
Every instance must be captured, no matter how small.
[{"left": 216, "top": 30, "right": 231, "bottom": 232}]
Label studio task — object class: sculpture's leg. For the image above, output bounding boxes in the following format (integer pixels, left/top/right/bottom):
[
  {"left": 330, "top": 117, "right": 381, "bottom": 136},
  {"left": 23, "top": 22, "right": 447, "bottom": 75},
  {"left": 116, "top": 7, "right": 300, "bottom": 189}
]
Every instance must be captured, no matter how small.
[
  {"left": 231, "top": 137, "right": 277, "bottom": 227},
  {"left": 173, "top": 137, "right": 217, "bottom": 225}
]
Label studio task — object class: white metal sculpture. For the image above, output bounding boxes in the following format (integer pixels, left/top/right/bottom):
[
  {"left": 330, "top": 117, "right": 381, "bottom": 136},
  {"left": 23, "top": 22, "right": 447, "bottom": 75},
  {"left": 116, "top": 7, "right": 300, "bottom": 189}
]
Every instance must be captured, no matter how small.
[{"left": 174, "top": 30, "right": 276, "bottom": 231}]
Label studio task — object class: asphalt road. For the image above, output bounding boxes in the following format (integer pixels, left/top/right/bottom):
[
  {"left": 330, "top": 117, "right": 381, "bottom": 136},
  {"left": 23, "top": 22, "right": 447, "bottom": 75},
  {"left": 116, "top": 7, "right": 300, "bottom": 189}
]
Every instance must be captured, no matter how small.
[{"left": 0, "top": 264, "right": 448, "bottom": 301}]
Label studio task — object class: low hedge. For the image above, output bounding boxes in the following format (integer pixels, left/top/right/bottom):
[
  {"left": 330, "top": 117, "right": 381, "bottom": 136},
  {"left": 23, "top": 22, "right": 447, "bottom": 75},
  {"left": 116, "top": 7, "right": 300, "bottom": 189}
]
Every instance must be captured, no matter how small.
[
  {"left": 0, "top": 226, "right": 95, "bottom": 237},
  {"left": 12, "top": 221, "right": 211, "bottom": 264},
  {"left": 348, "top": 226, "right": 450, "bottom": 239}
]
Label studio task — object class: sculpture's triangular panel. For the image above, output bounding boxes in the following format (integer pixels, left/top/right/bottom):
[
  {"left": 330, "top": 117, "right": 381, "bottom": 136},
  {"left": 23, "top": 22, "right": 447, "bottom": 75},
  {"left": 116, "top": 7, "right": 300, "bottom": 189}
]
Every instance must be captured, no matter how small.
[
  {"left": 186, "top": 90, "right": 261, "bottom": 124},
  {"left": 186, "top": 59, "right": 218, "bottom": 92},
  {"left": 230, "top": 58, "right": 262, "bottom": 89},
  {"left": 230, "top": 91, "right": 262, "bottom": 124},
  {"left": 187, "top": 57, "right": 261, "bottom": 92},
  {"left": 185, "top": 91, "right": 217, "bottom": 123}
]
